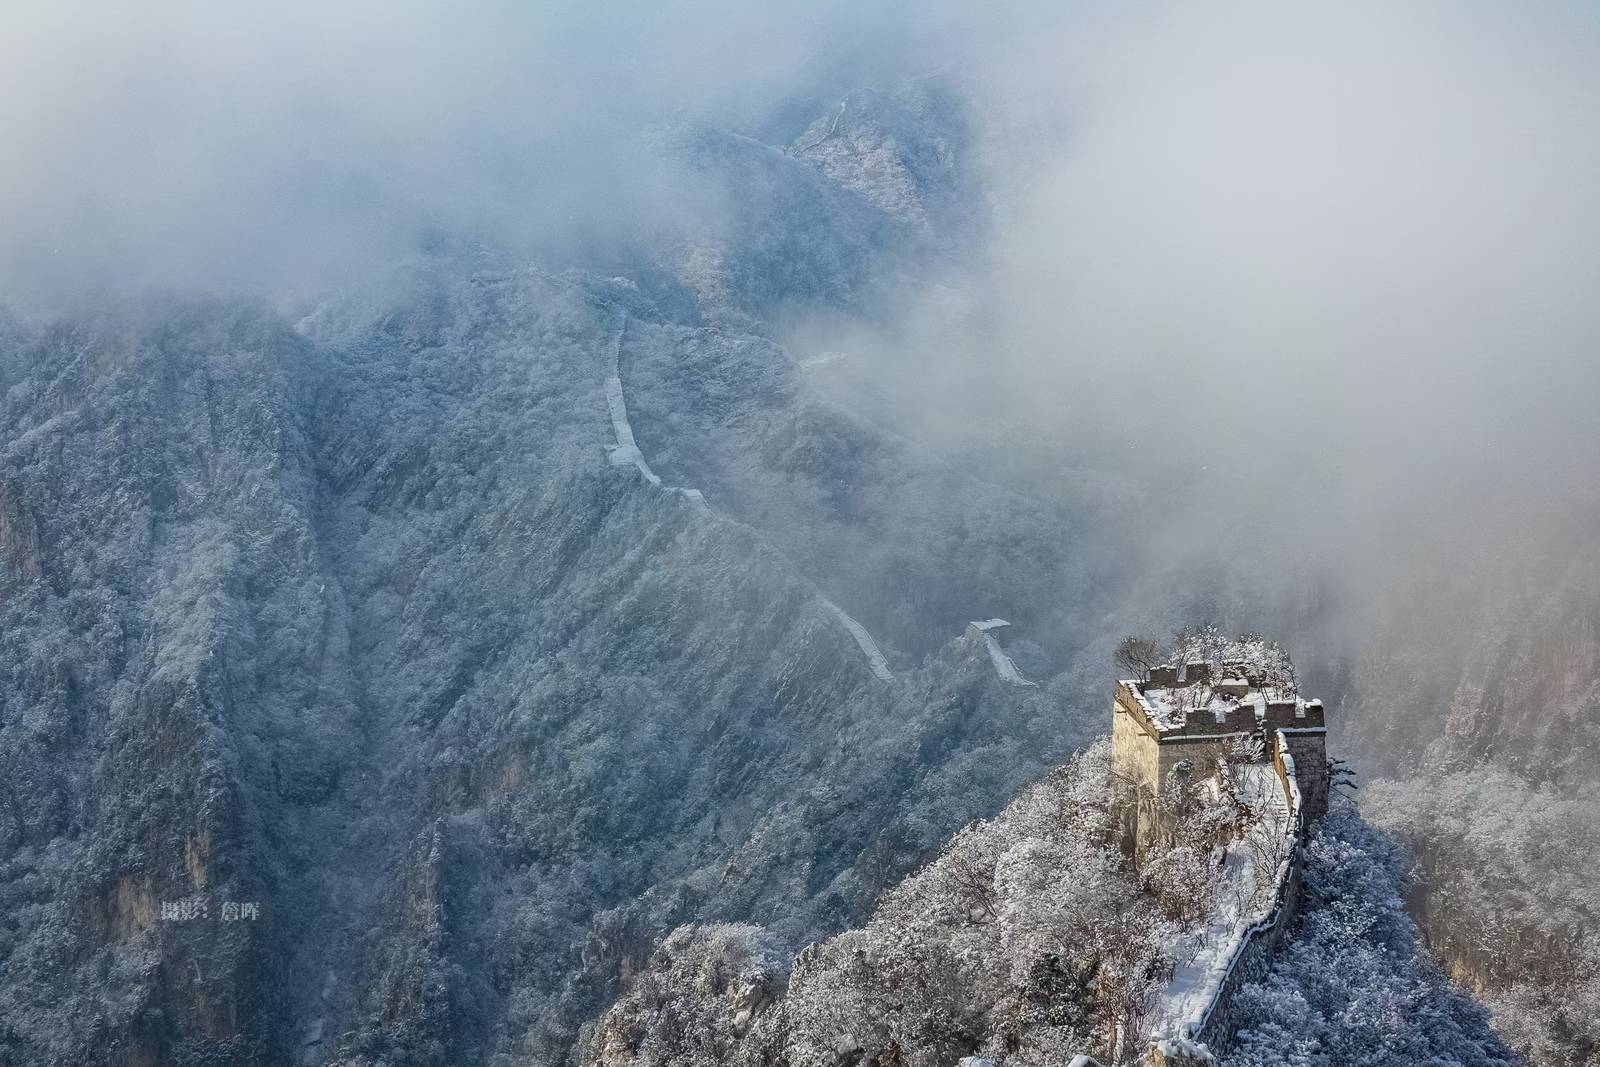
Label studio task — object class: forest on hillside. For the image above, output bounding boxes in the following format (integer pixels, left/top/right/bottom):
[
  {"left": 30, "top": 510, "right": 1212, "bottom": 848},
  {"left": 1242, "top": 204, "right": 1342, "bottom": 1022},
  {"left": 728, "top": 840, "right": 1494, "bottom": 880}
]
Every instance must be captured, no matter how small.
[
  {"left": 582, "top": 743, "right": 1514, "bottom": 1067},
  {"left": 3, "top": 5, "right": 1598, "bottom": 1066}
]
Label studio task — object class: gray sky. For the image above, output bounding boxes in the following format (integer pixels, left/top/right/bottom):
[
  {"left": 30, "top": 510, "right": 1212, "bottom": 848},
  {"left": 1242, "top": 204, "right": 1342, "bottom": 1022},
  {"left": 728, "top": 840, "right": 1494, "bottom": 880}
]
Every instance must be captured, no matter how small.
[
  {"left": 0, "top": 0, "right": 957, "bottom": 298},
  {"left": 827, "top": 3, "right": 1600, "bottom": 570},
  {"left": 5, "top": 1, "right": 1597, "bottom": 613}
]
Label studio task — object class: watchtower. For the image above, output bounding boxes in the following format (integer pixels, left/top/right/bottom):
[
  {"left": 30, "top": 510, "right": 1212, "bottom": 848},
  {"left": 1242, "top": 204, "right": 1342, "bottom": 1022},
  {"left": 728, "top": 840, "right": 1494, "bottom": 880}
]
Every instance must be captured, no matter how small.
[{"left": 1110, "top": 640, "right": 1328, "bottom": 856}]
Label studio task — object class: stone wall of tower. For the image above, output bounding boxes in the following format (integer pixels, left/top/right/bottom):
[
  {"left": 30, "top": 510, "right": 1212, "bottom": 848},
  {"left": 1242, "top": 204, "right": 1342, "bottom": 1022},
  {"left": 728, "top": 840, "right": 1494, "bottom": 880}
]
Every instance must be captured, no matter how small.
[
  {"left": 1111, "top": 686, "right": 1162, "bottom": 854},
  {"left": 1114, "top": 682, "right": 1246, "bottom": 854},
  {"left": 1112, "top": 679, "right": 1331, "bottom": 852},
  {"left": 1112, "top": 687, "right": 1161, "bottom": 792},
  {"left": 1277, "top": 730, "right": 1329, "bottom": 820}
]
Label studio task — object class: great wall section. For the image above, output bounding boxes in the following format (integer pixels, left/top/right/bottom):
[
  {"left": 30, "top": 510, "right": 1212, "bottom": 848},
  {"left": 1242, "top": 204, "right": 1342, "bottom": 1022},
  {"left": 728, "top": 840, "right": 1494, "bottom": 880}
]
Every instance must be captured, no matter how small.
[
  {"left": 1145, "top": 727, "right": 1316, "bottom": 1066},
  {"left": 1111, "top": 656, "right": 1329, "bottom": 1067},
  {"left": 599, "top": 327, "right": 1331, "bottom": 1066}
]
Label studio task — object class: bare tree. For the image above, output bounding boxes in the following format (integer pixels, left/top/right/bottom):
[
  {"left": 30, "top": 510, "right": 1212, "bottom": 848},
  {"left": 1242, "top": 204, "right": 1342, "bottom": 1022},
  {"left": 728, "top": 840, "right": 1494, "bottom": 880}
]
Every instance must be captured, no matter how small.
[
  {"left": 1113, "top": 636, "right": 1162, "bottom": 680},
  {"left": 1087, "top": 904, "right": 1172, "bottom": 1064},
  {"left": 1242, "top": 808, "right": 1293, "bottom": 913},
  {"left": 1329, "top": 757, "right": 1359, "bottom": 805},
  {"left": 1225, "top": 733, "right": 1265, "bottom": 768},
  {"left": 944, "top": 847, "right": 1000, "bottom": 924}
]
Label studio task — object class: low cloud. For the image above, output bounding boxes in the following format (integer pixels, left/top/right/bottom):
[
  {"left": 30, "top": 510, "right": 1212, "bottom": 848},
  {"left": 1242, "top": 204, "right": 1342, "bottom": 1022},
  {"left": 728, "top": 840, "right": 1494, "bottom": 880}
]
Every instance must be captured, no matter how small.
[
  {"left": 5, "top": 1, "right": 1597, "bottom": 637},
  {"left": 829, "top": 3, "right": 1600, "bottom": 616},
  {"left": 0, "top": 0, "right": 969, "bottom": 301}
]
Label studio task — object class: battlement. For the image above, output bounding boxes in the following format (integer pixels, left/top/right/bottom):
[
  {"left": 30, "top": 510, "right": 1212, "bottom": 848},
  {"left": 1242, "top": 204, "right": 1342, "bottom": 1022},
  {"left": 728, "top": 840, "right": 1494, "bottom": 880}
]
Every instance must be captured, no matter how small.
[
  {"left": 1116, "top": 673, "right": 1324, "bottom": 737},
  {"left": 1111, "top": 638, "right": 1329, "bottom": 856}
]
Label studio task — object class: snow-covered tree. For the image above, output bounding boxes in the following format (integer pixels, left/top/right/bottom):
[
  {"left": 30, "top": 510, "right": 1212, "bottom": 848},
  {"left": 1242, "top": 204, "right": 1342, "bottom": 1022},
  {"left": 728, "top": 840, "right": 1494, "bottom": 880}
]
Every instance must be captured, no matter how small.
[{"left": 1229, "top": 810, "right": 1518, "bottom": 1067}]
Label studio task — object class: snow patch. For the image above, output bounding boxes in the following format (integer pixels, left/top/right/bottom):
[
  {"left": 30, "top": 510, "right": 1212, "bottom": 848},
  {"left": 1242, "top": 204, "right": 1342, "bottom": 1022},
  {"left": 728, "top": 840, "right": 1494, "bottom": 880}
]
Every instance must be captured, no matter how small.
[{"left": 1153, "top": 1036, "right": 1214, "bottom": 1062}]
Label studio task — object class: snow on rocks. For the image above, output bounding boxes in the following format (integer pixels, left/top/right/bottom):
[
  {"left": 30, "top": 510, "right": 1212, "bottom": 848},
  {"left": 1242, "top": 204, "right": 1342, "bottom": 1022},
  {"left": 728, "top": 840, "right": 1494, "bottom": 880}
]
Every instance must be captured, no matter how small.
[{"left": 1149, "top": 1035, "right": 1215, "bottom": 1065}]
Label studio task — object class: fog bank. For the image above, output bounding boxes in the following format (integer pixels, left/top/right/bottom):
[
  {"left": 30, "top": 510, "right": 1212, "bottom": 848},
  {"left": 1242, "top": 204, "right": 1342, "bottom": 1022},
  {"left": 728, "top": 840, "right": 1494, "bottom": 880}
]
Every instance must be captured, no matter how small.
[
  {"left": 6, "top": 1, "right": 1598, "bottom": 635},
  {"left": 819, "top": 3, "right": 1600, "bottom": 637}
]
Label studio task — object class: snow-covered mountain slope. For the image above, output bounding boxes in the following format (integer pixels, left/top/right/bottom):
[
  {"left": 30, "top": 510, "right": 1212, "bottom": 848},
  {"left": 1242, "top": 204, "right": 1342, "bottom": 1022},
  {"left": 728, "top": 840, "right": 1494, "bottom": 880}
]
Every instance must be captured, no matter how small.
[
  {"left": 0, "top": 64, "right": 1549, "bottom": 1067},
  {"left": 0, "top": 83, "right": 1126, "bottom": 1067},
  {"left": 1344, "top": 540, "right": 1600, "bottom": 1066},
  {"left": 580, "top": 745, "right": 1514, "bottom": 1067}
]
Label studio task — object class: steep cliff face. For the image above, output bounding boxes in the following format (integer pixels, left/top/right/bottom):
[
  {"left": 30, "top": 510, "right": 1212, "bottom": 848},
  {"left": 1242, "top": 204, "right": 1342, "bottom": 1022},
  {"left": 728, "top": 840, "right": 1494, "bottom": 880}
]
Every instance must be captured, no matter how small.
[
  {"left": 0, "top": 304, "right": 328, "bottom": 1062},
  {"left": 0, "top": 84, "right": 1135, "bottom": 1066},
  {"left": 1349, "top": 536, "right": 1600, "bottom": 1066},
  {"left": 1433, "top": 548, "right": 1600, "bottom": 786}
]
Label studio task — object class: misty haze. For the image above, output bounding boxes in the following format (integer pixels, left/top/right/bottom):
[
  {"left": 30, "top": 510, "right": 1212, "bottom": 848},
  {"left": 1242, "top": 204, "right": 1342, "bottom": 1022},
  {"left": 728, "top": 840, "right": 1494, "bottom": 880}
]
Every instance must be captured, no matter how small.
[{"left": 0, "top": 3, "right": 1596, "bottom": 1066}]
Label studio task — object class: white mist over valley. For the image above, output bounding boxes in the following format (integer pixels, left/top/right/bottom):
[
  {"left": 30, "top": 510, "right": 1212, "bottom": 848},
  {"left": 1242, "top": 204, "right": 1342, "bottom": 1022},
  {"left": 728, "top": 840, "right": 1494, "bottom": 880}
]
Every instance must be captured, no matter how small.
[{"left": 0, "top": 4, "right": 1595, "bottom": 1066}]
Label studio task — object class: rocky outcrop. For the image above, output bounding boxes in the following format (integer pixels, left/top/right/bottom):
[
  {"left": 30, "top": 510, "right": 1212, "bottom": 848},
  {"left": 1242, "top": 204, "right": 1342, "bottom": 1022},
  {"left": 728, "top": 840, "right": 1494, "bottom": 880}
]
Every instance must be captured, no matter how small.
[
  {"left": 1352, "top": 539, "right": 1600, "bottom": 1066},
  {"left": 0, "top": 480, "right": 42, "bottom": 581}
]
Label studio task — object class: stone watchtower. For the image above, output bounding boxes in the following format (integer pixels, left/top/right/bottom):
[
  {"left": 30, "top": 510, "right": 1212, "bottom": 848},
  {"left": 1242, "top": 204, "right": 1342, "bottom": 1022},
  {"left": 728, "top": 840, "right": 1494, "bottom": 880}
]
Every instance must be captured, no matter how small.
[{"left": 1110, "top": 644, "right": 1328, "bottom": 856}]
